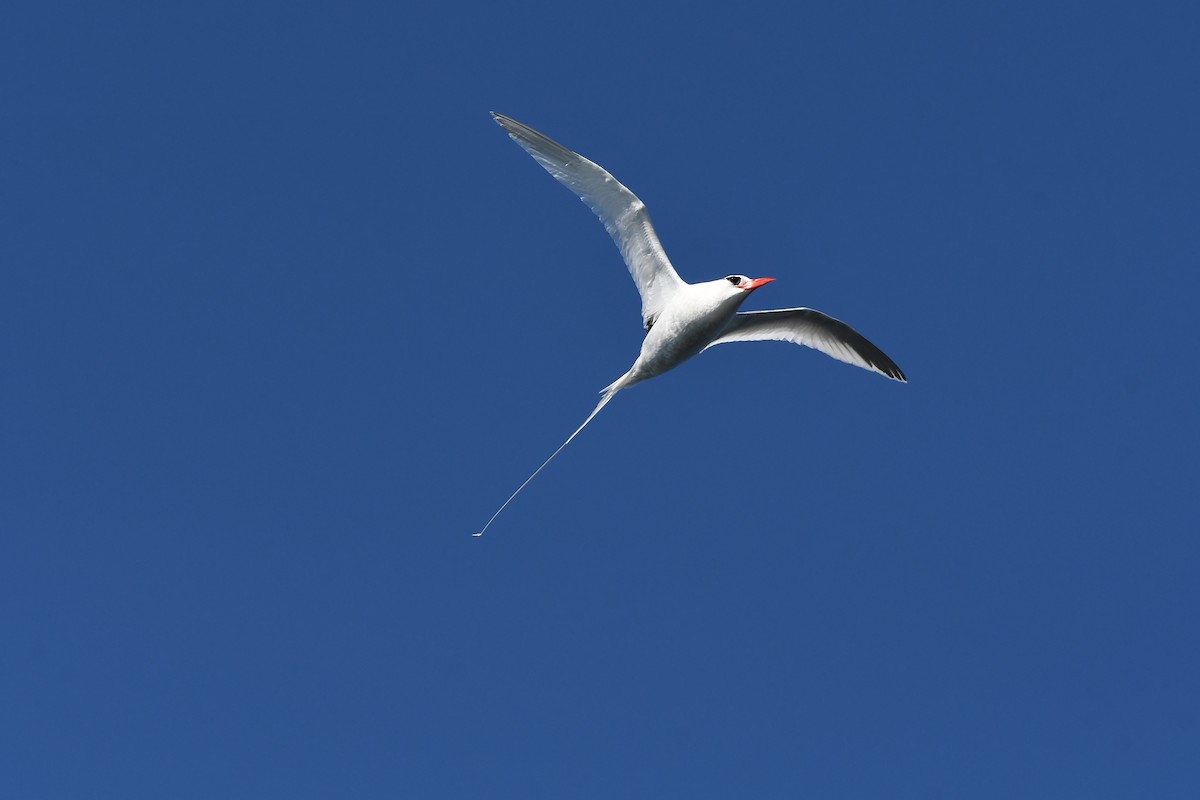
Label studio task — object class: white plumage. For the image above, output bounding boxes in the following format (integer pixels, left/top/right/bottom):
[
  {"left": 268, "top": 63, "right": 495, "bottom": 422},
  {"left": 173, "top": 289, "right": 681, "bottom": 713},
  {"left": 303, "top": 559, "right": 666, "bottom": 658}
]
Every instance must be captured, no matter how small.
[{"left": 475, "top": 113, "right": 905, "bottom": 536}]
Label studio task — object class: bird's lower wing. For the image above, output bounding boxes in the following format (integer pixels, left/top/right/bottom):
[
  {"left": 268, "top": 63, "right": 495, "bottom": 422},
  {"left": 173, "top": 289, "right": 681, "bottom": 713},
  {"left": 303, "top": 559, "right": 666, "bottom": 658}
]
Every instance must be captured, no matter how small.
[
  {"left": 705, "top": 308, "right": 907, "bottom": 382},
  {"left": 493, "top": 113, "right": 686, "bottom": 330}
]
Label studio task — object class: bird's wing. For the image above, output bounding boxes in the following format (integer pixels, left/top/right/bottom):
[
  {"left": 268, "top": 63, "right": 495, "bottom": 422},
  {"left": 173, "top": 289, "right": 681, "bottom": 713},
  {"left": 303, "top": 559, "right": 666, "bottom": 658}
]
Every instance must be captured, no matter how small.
[
  {"left": 493, "top": 113, "right": 686, "bottom": 330},
  {"left": 705, "top": 308, "right": 907, "bottom": 382}
]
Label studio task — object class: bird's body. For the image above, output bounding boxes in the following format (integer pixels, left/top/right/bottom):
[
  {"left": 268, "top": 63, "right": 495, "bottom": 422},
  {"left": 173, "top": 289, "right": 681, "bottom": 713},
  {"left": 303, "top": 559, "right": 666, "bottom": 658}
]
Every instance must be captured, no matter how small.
[
  {"left": 626, "top": 278, "right": 763, "bottom": 387},
  {"left": 475, "top": 113, "right": 906, "bottom": 536}
]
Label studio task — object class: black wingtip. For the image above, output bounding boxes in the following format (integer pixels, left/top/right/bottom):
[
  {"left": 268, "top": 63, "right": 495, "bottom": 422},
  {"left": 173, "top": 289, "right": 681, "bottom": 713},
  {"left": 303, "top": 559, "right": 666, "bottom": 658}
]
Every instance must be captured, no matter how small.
[{"left": 879, "top": 362, "right": 906, "bottom": 382}]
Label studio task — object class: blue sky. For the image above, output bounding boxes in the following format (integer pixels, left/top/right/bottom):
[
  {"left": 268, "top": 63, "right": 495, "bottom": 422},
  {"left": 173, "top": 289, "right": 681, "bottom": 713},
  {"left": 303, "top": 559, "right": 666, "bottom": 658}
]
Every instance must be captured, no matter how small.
[{"left": 3, "top": 1, "right": 1199, "bottom": 797}]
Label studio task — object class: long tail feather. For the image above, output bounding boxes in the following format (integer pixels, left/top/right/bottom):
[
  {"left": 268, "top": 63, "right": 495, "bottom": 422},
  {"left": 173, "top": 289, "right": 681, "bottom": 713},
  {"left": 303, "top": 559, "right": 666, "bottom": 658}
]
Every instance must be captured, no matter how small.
[{"left": 473, "top": 372, "right": 632, "bottom": 537}]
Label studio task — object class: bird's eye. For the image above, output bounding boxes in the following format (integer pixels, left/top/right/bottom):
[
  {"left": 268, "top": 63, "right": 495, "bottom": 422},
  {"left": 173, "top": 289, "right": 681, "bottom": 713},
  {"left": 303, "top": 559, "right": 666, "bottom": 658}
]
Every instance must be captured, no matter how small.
[{"left": 726, "top": 275, "right": 741, "bottom": 285}]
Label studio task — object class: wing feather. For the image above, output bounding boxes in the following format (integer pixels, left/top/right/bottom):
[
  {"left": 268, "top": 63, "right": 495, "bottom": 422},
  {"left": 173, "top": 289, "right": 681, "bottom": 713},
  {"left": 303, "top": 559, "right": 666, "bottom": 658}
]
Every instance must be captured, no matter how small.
[
  {"left": 706, "top": 308, "right": 907, "bottom": 382},
  {"left": 493, "top": 113, "right": 686, "bottom": 330}
]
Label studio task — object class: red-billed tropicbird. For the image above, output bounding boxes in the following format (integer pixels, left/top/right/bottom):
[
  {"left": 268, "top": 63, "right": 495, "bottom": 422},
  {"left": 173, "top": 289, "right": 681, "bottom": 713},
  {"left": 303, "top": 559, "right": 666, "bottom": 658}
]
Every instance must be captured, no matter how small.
[{"left": 475, "top": 113, "right": 906, "bottom": 536}]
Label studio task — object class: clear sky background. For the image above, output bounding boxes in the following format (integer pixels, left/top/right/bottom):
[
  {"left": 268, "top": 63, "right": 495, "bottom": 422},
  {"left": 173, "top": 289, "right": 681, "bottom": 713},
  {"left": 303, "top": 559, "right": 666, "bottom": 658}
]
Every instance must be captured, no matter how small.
[{"left": 3, "top": 1, "right": 1199, "bottom": 797}]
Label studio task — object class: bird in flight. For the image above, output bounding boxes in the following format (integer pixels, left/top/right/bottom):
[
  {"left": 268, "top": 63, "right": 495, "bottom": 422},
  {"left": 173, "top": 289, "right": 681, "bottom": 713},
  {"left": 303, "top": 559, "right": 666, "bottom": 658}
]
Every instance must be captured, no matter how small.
[{"left": 475, "top": 113, "right": 905, "bottom": 536}]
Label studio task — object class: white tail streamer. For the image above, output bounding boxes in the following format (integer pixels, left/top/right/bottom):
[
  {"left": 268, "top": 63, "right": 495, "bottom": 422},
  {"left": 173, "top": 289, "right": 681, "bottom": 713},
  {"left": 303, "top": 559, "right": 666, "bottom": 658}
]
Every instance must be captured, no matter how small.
[{"left": 472, "top": 371, "right": 633, "bottom": 537}]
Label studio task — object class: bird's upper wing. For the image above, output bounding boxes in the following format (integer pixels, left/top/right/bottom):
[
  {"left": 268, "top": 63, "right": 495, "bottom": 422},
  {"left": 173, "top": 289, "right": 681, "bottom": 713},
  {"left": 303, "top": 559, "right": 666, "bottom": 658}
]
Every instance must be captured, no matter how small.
[
  {"left": 705, "top": 308, "right": 907, "bottom": 382},
  {"left": 493, "top": 113, "right": 686, "bottom": 330}
]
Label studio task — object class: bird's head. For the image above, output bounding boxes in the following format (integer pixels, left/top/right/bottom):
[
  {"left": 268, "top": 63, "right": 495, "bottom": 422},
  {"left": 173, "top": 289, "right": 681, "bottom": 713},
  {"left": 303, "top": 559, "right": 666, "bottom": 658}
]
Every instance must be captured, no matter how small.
[{"left": 722, "top": 274, "right": 776, "bottom": 293}]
